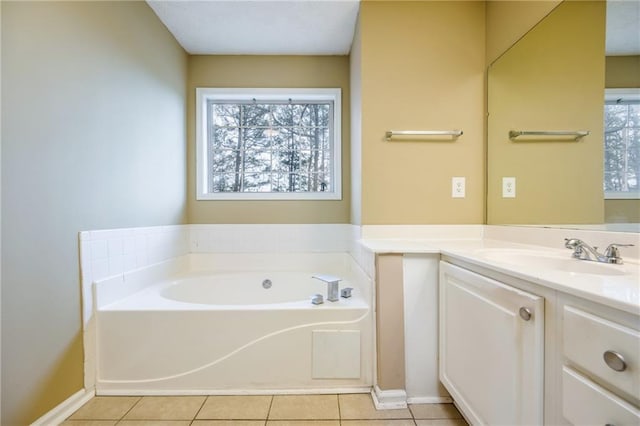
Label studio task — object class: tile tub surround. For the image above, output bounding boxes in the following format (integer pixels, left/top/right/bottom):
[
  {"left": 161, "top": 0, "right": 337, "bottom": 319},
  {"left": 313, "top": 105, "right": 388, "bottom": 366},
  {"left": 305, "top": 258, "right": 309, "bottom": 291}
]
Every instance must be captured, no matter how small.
[{"left": 62, "top": 393, "right": 467, "bottom": 425}]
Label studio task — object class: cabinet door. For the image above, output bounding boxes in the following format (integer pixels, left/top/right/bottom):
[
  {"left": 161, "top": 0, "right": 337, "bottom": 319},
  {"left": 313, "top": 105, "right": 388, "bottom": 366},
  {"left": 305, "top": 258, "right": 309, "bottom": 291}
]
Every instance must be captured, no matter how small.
[{"left": 439, "top": 262, "right": 544, "bottom": 425}]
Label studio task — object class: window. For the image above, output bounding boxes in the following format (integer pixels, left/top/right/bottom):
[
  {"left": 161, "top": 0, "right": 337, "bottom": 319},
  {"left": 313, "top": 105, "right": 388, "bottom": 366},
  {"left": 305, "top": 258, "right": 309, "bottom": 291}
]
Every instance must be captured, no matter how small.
[
  {"left": 196, "top": 88, "right": 341, "bottom": 200},
  {"left": 604, "top": 88, "right": 640, "bottom": 199}
]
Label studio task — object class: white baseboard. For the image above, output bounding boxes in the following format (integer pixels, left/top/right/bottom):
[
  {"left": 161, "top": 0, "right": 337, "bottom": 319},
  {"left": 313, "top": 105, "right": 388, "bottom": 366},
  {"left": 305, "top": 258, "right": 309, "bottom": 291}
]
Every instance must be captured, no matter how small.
[
  {"left": 31, "top": 388, "right": 94, "bottom": 426},
  {"left": 371, "top": 385, "right": 407, "bottom": 409},
  {"left": 407, "top": 395, "right": 453, "bottom": 404}
]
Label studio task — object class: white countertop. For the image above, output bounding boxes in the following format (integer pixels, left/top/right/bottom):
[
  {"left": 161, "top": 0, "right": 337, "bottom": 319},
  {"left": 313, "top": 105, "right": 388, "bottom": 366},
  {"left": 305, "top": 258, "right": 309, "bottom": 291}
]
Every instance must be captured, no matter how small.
[{"left": 360, "top": 238, "right": 640, "bottom": 315}]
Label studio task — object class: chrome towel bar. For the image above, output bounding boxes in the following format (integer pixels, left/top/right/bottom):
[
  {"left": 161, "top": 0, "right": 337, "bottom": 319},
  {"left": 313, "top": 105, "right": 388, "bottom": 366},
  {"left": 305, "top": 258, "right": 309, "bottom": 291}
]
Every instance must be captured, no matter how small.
[
  {"left": 509, "top": 130, "right": 590, "bottom": 141},
  {"left": 385, "top": 130, "right": 463, "bottom": 141}
]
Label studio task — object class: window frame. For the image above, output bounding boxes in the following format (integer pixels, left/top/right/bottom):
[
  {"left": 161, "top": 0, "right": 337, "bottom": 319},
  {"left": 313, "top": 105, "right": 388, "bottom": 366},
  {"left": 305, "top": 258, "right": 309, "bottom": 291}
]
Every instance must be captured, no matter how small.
[
  {"left": 603, "top": 88, "right": 640, "bottom": 200},
  {"left": 196, "top": 87, "right": 342, "bottom": 201}
]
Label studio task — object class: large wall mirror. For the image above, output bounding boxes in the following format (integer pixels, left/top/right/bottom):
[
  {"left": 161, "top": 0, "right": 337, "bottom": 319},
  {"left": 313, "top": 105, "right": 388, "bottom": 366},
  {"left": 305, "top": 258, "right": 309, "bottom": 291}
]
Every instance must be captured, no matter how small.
[{"left": 486, "top": 0, "right": 639, "bottom": 232}]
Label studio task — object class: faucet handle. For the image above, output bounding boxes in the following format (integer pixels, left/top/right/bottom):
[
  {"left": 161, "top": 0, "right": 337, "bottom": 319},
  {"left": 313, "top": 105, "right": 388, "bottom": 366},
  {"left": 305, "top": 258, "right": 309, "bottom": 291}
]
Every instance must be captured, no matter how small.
[
  {"left": 564, "top": 238, "right": 583, "bottom": 249},
  {"left": 604, "top": 243, "right": 634, "bottom": 258}
]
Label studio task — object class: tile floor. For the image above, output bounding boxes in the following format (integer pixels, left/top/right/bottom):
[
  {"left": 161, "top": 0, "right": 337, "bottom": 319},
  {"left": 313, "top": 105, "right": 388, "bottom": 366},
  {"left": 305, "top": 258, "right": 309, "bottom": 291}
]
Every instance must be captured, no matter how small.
[{"left": 63, "top": 394, "right": 468, "bottom": 426}]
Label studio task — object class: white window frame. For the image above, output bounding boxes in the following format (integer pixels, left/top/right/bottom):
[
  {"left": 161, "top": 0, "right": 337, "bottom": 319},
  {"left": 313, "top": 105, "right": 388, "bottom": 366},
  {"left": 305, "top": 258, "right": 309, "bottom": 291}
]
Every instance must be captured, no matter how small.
[
  {"left": 196, "top": 88, "right": 342, "bottom": 200},
  {"left": 604, "top": 88, "right": 640, "bottom": 200}
]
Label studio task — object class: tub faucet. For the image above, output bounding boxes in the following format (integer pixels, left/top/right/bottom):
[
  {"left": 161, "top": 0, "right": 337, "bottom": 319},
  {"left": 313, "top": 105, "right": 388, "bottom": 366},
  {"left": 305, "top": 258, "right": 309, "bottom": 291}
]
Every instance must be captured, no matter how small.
[
  {"left": 564, "top": 238, "right": 634, "bottom": 264},
  {"left": 312, "top": 274, "right": 342, "bottom": 302}
]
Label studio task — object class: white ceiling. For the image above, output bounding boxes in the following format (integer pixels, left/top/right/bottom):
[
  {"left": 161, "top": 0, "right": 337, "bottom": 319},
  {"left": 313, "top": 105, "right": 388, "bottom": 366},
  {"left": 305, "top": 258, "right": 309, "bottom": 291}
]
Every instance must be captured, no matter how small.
[
  {"left": 147, "top": 0, "right": 639, "bottom": 56},
  {"left": 146, "top": 0, "right": 360, "bottom": 55},
  {"left": 606, "top": 0, "right": 640, "bottom": 55}
]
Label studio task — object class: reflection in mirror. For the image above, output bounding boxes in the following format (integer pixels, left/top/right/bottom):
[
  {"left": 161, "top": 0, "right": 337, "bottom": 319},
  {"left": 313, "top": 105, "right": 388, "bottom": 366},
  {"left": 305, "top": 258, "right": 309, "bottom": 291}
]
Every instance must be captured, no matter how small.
[{"left": 486, "top": 0, "right": 640, "bottom": 232}]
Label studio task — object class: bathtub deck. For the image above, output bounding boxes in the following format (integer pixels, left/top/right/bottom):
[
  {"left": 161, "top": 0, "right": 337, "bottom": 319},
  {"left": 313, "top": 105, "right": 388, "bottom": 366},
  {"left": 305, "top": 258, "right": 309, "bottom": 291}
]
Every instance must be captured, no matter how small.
[{"left": 63, "top": 393, "right": 468, "bottom": 425}]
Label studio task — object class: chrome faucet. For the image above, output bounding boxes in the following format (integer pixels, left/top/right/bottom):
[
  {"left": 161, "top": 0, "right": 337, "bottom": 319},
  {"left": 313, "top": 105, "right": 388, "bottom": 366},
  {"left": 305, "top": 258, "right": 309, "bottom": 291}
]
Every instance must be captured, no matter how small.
[
  {"left": 564, "top": 238, "right": 634, "bottom": 264},
  {"left": 312, "top": 274, "right": 341, "bottom": 302}
]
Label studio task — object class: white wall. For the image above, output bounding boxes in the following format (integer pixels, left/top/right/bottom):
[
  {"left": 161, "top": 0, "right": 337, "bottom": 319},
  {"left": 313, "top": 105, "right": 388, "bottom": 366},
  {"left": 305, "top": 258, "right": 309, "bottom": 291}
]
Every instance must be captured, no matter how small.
[{"left": 1, "top": 2, "right": 187, "bottom": 424}]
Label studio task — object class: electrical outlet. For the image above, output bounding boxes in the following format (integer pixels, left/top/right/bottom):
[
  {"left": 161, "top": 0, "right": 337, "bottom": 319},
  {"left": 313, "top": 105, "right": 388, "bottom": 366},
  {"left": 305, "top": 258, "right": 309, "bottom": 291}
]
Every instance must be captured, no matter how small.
[
  {"left": 452, "top": 177, "right": 465, "bottom": 198},
  {"left": 502, "top": 177, "right": 516, "bottom": 198}
]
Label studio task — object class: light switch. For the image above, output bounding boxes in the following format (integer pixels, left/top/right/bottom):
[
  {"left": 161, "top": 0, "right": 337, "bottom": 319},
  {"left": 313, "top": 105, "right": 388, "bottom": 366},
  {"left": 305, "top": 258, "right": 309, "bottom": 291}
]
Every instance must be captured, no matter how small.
[
  {"left": 452, "top": 177, "right": 465, "bottom": 198},
  {"left": 503, "top": 177, "right": 516, "bottom": 198}
]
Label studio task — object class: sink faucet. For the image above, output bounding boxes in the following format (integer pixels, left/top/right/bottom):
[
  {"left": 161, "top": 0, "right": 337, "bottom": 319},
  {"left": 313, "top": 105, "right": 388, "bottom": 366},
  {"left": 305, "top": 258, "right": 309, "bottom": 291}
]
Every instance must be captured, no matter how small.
[
  {"left": 564, "top": 238, "right": 634, "bottom": 264},
  {"left": 312, "top": 274, "right": 341, "bottom": 302}
]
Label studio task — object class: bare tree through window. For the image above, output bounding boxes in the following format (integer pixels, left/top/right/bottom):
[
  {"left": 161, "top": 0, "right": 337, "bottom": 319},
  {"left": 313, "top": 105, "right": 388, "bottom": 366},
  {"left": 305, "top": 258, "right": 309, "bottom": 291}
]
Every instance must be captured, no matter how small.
[{"left": 208, "top": 100, "right": 332, "bottom": 194}]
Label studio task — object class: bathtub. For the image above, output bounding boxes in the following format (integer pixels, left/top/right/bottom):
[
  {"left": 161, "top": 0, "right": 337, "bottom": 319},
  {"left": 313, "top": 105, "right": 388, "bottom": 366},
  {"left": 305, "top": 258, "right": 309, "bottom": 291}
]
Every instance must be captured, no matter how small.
[{"left": 94, "top": 253, "right": 373, "bottom": 395}]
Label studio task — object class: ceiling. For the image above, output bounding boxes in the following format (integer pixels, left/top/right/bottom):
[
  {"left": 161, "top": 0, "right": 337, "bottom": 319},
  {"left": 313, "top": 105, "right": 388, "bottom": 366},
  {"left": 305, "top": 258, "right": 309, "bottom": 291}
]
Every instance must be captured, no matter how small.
[
  {"left": 146, "top": 0, "right": 360, "bottom": 55},
  {"left": 147, "top": 0, "right": 639, "bottom": 56},
  {"left": 606, "top": 0, "right": 640, "bottom": 55}
]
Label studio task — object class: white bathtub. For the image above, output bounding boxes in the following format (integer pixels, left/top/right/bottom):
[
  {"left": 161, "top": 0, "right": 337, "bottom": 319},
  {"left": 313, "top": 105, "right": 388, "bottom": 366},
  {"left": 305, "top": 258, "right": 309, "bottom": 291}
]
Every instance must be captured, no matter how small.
[{"left": 95, "top": 253, "right": 373, "bottom": 395}]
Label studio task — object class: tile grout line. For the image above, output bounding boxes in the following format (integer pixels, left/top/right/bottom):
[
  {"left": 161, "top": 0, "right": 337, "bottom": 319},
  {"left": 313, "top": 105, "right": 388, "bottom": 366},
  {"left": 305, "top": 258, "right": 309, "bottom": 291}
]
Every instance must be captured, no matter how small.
[
  {"left": 190, "top": 394, "right": 209, "bottom": 424},
  {"left": 265, "top": 394, "right": 275, "bottom": 424},
  {"left": 117, "top": 396, "right": 143, "bottom": 423}
]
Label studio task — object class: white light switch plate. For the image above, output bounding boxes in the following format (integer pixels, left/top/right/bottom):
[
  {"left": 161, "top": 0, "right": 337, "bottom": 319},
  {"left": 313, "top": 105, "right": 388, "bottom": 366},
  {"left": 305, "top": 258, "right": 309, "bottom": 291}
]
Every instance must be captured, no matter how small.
[
  {"left": 452, "top": 177, "right": 465, "bottom": 198},
  {"left": 503, "top": 177, "right": 516, "bottom": 198}
]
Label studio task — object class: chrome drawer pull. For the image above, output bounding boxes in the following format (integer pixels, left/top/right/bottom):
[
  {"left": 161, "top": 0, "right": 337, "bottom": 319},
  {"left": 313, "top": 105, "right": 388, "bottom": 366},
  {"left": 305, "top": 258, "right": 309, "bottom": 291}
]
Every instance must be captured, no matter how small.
[
  {"left": 603, "top": 350, "right": 627, "bottom": 372},
  {"left": 519, "top": 307, "right": 532, "bottom": 321}
]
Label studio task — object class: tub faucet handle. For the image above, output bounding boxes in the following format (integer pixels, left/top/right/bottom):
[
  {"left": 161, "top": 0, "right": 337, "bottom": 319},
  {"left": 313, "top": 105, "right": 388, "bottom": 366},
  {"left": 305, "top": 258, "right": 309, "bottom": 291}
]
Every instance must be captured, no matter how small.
[
  {"left": 341, "top": 287, "right": 353, "bottom": 298},
  {"left": 311, "top": 294, "right": 324, "bottom": 305}
]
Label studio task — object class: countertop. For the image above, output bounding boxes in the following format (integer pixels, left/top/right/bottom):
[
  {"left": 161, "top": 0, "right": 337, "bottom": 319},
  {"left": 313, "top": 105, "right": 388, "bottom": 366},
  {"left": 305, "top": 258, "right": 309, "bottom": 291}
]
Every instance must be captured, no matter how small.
[{"left": 360, "top": 238, "right": 640, "bottom": 316}]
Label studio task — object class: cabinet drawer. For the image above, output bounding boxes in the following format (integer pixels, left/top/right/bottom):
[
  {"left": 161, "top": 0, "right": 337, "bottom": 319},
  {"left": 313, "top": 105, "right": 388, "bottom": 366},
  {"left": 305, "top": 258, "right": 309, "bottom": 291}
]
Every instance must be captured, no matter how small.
[
  {"left": 563, "top": 367, "right": 640, "bottom": 426},
  {"left": 563, "top": 305, "right": 640, "bottom": 399}
]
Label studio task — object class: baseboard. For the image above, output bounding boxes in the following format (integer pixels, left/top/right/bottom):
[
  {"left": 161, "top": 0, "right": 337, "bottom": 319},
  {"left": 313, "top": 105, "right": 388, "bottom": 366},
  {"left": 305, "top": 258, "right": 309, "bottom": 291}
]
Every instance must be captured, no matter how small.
[
  {"left": 370, "top": 385, "right": 407, "bottom": 409},
  {"left": 31, "top": 388, "right": 94, "bottom": 426},
  {"left": 407, "top": 395, "right": 453, "bottom": 404}
]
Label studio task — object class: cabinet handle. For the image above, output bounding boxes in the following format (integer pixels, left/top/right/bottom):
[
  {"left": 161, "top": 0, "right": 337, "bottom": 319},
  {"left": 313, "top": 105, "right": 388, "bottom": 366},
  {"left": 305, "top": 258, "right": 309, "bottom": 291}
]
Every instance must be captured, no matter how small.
[
  {"left": 603, "top": 350, "right": 627, "bottom": 372},
  {"left": 519, "top": 307, "right": 532, "bottom": 321}
]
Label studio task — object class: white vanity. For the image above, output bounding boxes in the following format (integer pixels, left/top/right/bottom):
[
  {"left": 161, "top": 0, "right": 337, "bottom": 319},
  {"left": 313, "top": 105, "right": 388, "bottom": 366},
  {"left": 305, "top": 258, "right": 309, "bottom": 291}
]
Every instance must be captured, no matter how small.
[{"left": 359, "top": 225, "right": 640, "bottom": 425}]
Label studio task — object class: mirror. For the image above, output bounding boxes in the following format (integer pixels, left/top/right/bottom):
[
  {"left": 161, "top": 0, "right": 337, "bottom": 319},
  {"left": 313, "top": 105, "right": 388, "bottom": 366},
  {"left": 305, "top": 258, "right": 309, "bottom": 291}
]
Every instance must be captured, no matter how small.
[{"left": 486, "top": 0, "right": 640, "bottom": 232}]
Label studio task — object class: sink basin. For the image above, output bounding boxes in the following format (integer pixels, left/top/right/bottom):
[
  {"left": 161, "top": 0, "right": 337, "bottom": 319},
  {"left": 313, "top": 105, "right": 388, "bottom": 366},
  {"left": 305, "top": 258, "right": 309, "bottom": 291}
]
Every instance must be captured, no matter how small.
[{"left": 475, "top": 249, "right": 632, "bottom": 276}]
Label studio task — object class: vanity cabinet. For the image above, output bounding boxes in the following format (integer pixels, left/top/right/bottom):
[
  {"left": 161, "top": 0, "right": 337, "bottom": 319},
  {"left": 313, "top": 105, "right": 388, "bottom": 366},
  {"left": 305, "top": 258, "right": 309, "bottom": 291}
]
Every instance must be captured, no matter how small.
[
  {"left": 439, "top": 259, "right": 640, "bottom": 425},
  {"left": 439, "top": 261, "right": 544, "bottom": 425}
]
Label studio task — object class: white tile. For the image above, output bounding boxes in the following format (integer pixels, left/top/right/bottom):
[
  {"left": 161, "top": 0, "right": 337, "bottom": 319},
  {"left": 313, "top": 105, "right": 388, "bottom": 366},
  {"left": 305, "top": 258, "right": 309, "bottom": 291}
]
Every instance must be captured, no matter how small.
[
  {"left": 123, "top": 254, "right": 137, "bottom": 271},
  {"left": 91, "top": 259, "right": 109, "bottom": 281},
  {"left": 108, "top": 238, "right": 124, "bottom": 257},
  {"left": 108, "top": 255, "right": 124, "bottom": 276},
  {"left": 135, "top": 251, "right": 149, "bottom": 268},
  {"left": 134, "top": 234, "right": 147, "bottom": 253},
  {"left": 90, "top": 239, "right": 109, "bottom": 260},
  {"left": 123, "top": 237, "right": 136, "bottom": 255}
]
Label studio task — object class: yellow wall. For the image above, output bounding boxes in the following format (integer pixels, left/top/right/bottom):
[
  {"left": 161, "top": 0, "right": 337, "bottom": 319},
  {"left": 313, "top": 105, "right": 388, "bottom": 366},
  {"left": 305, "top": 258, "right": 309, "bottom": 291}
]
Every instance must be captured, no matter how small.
[
  {"left": 1, "top": 2, "right": 187, "bottom": 424},
  {"left": 604, "top": 55, "right": 640, "bottom": 223},
  {"left": 358, "top": 1, "right": 486, "bottom": 225},
  {"left": 487, "top": 0, "right": 605, "bottom": 224},
  {"left": 605, "top": 55, "right": 640, "bottom": 88},
  {"left": 485, "top": 0, "right": 561, "bottom": 65},
  {"left": 187, "top": 56, "right": 350, "bottom": 224}
]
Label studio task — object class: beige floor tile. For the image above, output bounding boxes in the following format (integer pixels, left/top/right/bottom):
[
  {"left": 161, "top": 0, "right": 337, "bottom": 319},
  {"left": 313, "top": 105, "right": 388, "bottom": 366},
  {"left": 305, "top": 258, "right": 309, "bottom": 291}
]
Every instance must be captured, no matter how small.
[
  {"left": 197, "top": 395, "right": 272, "bottom": 419},
  {"left": 117, "top": 422, "right": 191, "bottom": 426},
  {"left": 268, "top": 395, "right": 339, "bottom": 420},
  {"left": 415, "top": 420, "right": 468, "bottom": 426},
  {"left": 339, "top": 394, "right": 412, "bottom": 420},
  {"left": 266, "top": 422, "right": 339, "bottom": 426},
  {"left": 123, "top": 396, "right": 206, "bottom": 420},
  {"left": 68, "top": 396, "right": 140, "bottom": 420},
  {"left": 409, "top": 404, "right": 463, "bottom": 420},
  {"left": 193, "top": 421, "right": 265, "bottom": 426},
  {"left": 341, "top": 421, "right": 416, "bottom": 426},
  {"left": 60, "top": 421, "right": 117, "bottom": 426}
]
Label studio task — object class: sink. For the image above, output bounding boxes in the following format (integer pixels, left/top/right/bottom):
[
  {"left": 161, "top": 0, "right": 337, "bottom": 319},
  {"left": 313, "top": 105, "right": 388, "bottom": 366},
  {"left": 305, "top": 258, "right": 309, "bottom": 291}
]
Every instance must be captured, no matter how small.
[{"left": 475, "top": 249, "right": 632, "bottom": 276}]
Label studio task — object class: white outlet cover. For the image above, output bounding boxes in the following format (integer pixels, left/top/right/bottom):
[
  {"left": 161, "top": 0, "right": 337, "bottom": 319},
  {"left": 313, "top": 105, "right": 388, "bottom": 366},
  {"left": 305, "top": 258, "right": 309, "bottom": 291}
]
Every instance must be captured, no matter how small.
[
  {"left": 452, "top": 177, "right": 465, "bottom": 198},
  {"left": 502, "top": 177, "right": 516, "bottom": 198}
]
